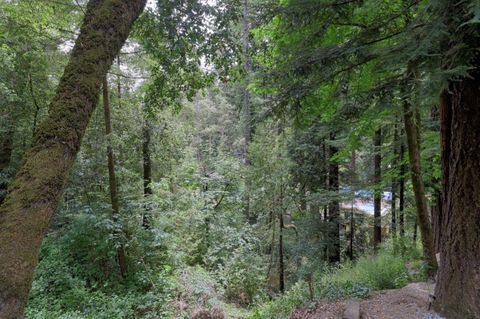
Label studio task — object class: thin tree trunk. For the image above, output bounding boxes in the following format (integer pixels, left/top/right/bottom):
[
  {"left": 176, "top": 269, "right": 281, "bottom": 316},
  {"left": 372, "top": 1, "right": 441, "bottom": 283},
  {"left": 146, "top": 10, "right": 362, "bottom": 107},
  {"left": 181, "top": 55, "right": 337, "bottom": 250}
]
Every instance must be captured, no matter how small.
[
  {"left": 328, "top": 132, "right": 340, "bottom": 263},
  {"left": 434, "top": 78, "right": 480, "bottom": 318},
  {"left": 350, "top": 203, "right": 354, "bottom": 260},
  {"left": 116, "top": 56, "right": 122, "bottom": 106},
  {"left": 278, "top": 192, "right": 285, "bottom": 294},
  {"left": 142, "top": 116, "right": 152, "bottom": 229},
  {"left": 28, "top": 75, "right": 41, "bottom": 139},
  {"left": 429, "top": 105, "right": 442, "bottom": 254},
  {"left": 401, "top": 69, "right": 437, "bottom": 276},
  {"left": 413, "top": 217, "right": 418, "bottom": 245},
  {"left": 0, "top": 1, "right": 146, "bottom": 316},
  {"left": 0, "top": 129, "right": 14, "bottom": 205},
  {"left": 242, "top": 0, "right": 253, "bottom": 223},
  {"left": 373, "top": 128, "right": 382, "bottom": 251},
  {"left": 265, "top": 209, "right": 276, "bottom": 284},
  {"left": 391, "top": 123, "right": 398, "bottom": 239},
  {"left": 349, "top": 149, "right": 356, "bottom": 260},
  {"left": 102, "top": 77, "right": 127, "bottom": 279},
  {"left": 399, "top": 141, "right": 406, "bottom": 240},
  {"left": 431, "top": 192, "right": 441, "bottom": 253}
]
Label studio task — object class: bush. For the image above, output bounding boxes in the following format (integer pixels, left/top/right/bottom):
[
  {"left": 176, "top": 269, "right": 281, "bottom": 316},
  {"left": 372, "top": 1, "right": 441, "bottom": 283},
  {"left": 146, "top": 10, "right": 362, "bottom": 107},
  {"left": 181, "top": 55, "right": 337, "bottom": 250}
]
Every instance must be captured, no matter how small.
[
  {"left": 25, "top": 212, "right": 175, "bottom": 319},
  {"left": 248, "top": 281, "right": 310, "bottom": 319},
  {"left": 248, "top": 245, "right": 421, "bottom": 319}
]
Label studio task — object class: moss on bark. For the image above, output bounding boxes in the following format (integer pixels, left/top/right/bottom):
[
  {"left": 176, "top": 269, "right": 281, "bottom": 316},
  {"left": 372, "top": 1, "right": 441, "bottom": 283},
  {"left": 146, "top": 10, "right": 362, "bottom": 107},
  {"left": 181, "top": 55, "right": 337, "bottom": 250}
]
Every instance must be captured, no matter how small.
[{"left": 0, "top": 1, "right": 146, "bottom": 317}]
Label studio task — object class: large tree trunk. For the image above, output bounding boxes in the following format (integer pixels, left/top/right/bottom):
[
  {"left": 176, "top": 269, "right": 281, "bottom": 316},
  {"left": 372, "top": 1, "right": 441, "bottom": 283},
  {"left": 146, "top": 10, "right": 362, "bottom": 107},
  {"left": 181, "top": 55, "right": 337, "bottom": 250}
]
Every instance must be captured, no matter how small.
[
  {"left": 328, "top": 132, "right": 340, "bottom": 263},
  {"left": 401, "top": 70, "right": 437, "bottom": 276},
  {"left": 373, "top": 128, "right": 382, "bottom": 251},
  {"left": 434, "top": 78, "right": 480, "bottom": 318},
  {"left": 0, "top": 1, "right": 146, "bottom": 317},
  {"left": 102, "top": 77, "right": 127, "bottom": 279}
]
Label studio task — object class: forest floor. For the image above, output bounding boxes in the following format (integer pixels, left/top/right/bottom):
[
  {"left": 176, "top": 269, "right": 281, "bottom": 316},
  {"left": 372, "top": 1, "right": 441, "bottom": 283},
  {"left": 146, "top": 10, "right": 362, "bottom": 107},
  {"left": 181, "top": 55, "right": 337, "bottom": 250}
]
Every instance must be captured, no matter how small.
[{"left": 290, "top": 282, "right": 445, "bottom": 319}]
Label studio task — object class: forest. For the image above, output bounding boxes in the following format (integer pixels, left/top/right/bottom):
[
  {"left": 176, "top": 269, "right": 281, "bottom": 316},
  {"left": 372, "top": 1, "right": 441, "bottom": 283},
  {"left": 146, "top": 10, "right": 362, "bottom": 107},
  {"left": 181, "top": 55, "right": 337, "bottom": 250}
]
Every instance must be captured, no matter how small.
[{"left": 0, "top": 0, "right": 479, "bottom": 318}]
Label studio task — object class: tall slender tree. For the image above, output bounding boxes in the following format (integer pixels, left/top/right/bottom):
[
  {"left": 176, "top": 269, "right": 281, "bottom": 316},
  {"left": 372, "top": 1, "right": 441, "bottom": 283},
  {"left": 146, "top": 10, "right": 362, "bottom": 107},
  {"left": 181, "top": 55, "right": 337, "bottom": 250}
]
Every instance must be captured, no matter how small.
[
  {"left": 242, "top": 0, "right": 254, "bottom": 223},
  {"left": 328, "top": 132, "right": 340, "bottom": 263},
  {"left": 373, "top": 128, "right": 382, "bottom": 251},
  {"left": 142, "top": 115, "right": 153, "bottom": 229},
  {"left": 102, "top": 77, "right": 127, "bottom": 278},
  {"left": 0, "top": 129, "right": 14, "bottom": 205},
  {"left": 401, "top": 68, "right": 437, "bottom": 276}
]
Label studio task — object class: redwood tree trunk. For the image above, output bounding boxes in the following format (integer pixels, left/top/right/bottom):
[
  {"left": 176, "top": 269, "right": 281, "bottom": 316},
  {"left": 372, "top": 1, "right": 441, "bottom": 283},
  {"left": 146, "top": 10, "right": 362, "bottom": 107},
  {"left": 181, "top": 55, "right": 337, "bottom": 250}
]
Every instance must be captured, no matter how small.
[
  {"left": 373, "top": 128, "right": 382, "bottom": 251},
  {"left": 102, "top": 77, "right": 127, "bottom": 279},
  {"left": 0, "top": 1, "right": 146, "bottom": 317},
  {"left": 434, "top": 79, "right": 480, "bottom": 318}
]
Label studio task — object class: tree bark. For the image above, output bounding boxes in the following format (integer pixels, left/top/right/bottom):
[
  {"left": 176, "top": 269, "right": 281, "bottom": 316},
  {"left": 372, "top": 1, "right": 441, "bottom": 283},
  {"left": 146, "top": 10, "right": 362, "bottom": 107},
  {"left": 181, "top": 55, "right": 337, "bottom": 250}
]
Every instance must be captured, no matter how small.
[
  {"left": 434, "top": 78, "right": 480, "bottom": 318},
  {"left": 328, "top": 132, "right": 340, "bottom": 263},
  {"left": 278, "top": 206, "right": 285, "bottom": 294},
  {"left": 399, "top": 141, "right": 406, "bottom": 240},
  {"left": 431, "top": 192, "right": 441, "bottom": 253},
  {"left": 373, "top": 128, "right": 382, "bottom": 251},
  {"left": 349, "top": 149, "right": 355, "bottom": 260},
  {"left": 102, "top": 77, "right": 127, "bottom": 279},
  {"left": 401, "top": 75, "right": 437, "bottom": 276},
  {"left": 142, "top": 116, "right": 153, "bottom": 229},
  {"left": 391, "top": 123, "right": 398, "bottom": 239},
  {"left": 242, "top": 0, "right": 253, "bottom": 223},
  {"left": 0, "top": 1, "right": 146, "bottom": 316},
  {"left": 0, "top": 129, "right": 14, "bottom": 205}
]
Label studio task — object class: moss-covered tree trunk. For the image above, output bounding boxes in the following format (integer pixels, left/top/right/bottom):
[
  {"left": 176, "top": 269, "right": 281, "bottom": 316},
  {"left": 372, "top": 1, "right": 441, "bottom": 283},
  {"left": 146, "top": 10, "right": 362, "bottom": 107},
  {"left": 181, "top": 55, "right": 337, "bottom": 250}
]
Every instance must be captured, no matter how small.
[
  {"left": 434, "top": 77, "right": 480, "bottom": 319},
  {"left": 0, "top": 1, "right": 146, "bottom": 317}
]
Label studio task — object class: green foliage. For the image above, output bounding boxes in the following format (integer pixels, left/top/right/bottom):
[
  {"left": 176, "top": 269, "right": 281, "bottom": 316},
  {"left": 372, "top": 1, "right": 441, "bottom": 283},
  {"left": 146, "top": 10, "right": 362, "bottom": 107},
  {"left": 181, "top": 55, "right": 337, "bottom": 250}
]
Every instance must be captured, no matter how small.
[
  {"left": 25, "top": 212, "right": 175, "bottom": 319},
  {"left": 2, "top": 0, "right": 452, "bottom": 318},
  {"left": 248, "top": 281, "right": 310, "bottom": 319},
  {"left": 317, "top": 250, "right": 409, "bottom": 299},
  {"left": 249, "top": 245, "right": 423, "bottom": 319}
]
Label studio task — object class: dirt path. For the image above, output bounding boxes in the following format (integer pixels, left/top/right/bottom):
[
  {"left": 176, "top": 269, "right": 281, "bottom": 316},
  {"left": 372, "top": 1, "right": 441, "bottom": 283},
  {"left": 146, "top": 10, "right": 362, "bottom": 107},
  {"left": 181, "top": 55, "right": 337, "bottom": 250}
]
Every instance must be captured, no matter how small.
[
  {"left": 290, "top": 283, "right": 444, "bottom": 319},
  {"left": 360, "top": 283, "right": 442, "bottom": 319}
]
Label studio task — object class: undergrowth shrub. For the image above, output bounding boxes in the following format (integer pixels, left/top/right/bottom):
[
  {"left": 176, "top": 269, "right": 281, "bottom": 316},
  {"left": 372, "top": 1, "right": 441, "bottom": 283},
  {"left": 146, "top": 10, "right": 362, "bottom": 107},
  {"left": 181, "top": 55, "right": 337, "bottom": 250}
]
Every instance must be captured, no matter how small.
[
  {"left": 249, "top": 244, "right": 423, "bottom": 319},
  {"left": 25, "top": 212, "right": 175, "bottom": 319},
  {"left": 248, "top": 281, "right": 309, "bottom": 319}
]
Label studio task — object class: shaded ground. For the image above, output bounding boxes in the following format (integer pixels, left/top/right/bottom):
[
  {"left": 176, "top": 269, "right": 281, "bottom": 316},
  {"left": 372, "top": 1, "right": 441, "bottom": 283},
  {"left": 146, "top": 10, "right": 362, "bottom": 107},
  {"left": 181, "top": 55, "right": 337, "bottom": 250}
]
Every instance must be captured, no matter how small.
[{"left": 290, "top": 283, "right": 445, "bottom": 319}]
